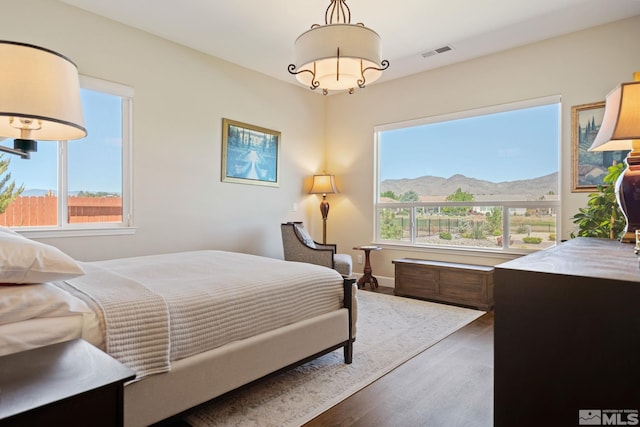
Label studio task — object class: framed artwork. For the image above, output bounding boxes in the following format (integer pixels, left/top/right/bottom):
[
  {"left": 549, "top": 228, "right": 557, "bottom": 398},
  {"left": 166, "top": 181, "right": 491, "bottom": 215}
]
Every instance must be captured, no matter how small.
[
  {"left": 221, "top": 118, "right": 280, "bottom": 187},
  {"left": 571, "top": 101, "right": 628, "bottom": 192}
]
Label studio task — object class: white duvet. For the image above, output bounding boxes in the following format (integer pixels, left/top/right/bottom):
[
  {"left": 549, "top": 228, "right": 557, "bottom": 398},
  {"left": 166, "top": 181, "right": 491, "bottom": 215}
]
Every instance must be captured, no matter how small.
[{"left": 41, "top": 250, "right": 344, "bottom": 380}]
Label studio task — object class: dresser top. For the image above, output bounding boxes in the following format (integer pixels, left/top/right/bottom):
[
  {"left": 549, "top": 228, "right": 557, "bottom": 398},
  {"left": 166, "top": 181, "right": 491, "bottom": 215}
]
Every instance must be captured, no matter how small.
[{"left": 496, "top": 237, "right": 640, "bottom": 283}]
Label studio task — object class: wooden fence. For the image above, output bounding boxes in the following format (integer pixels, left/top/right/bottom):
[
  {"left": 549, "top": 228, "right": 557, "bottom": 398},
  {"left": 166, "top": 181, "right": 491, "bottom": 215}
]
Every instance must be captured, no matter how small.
[{"left": 0, "top": 196, "right": 122, "bottom": 226}]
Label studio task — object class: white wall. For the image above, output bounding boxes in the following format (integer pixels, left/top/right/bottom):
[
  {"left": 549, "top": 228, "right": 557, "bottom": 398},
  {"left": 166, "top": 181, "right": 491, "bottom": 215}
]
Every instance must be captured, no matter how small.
[
  {"left": 326, "top": 15, "right": 640, "bottom": 278},
  {"left": 3, "top": 0, "right": 327, "bottom": 261}
]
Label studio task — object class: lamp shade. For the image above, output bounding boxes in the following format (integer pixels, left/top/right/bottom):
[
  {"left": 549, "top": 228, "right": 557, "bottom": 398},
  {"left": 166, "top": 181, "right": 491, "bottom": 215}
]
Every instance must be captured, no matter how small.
[
  {"left": 0, "top": 41, "right": 86, "bottom": 141},
  {"left": 288, "top": 0, "right": 389, "bottom": 94},
  {"left": 293, "top": 24, "right": 384, "bottom": 91},
  {"left": 589, "top": 81, "right": 640, "bottom": 152},
  {"left": 309, "top": 174, "right": 338, "bottom": 195}
]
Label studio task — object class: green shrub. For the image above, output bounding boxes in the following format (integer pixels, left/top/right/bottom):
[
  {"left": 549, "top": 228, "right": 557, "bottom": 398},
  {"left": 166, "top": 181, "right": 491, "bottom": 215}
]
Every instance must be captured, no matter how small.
[
  {"left": 469, "top": 222, "right": 486, "bottom": 239},
  {"left": 439, "top": 232, "right": 452, "bottom": 240},
  {"left": 571, "top": 163, "right": 625, "bottom": 239},
  {"left": 523, "top": 236, "right": 542, "bottom": 244},
  {"left": 516, "top": 224, "right": 529, "bottom": 234},
  {"left": 548, "top": 233, "right": 556, "bottom": 241}
]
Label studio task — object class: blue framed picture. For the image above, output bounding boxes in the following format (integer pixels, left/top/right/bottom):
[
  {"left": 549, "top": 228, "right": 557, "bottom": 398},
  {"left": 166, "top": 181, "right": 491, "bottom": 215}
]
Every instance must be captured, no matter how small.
[
  {"left": 571, "top": 101, "right": 629, "bottom": 192},
  {"left": 221, "top": 118, "right": 280, "bottom": 187}
]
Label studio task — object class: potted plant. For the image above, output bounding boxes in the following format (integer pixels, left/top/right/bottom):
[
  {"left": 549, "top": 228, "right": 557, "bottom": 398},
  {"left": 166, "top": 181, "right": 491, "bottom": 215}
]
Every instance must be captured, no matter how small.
[{"left": 571, "top": 162, "right": 625, "bottom": 239}]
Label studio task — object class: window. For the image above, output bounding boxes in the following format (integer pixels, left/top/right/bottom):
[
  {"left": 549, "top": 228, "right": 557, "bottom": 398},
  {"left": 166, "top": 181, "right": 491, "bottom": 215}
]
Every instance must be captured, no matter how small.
[
  {"left": 0, "top": 76, "right": 133, "bottom": 235},
  {"left": 375, "top": 96, "right": 560, "bottom": 253}
]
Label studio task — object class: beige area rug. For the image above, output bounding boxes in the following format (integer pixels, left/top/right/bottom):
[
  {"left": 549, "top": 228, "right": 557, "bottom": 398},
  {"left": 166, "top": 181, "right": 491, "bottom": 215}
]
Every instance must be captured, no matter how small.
[{"left": 185, "top": 291, "right": 484, "bottom": 427}]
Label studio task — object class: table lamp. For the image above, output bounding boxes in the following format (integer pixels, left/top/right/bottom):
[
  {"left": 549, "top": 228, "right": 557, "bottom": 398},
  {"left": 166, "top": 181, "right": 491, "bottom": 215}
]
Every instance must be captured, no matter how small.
[
  {"left": 589, "top": 72, "right": 640, "bottom": 243},
  {"left": 0, "top": 41, "right": 86, "bottom": 159},
  {"left": 309, "top": 174, "right": 338, "bottom": 244}
]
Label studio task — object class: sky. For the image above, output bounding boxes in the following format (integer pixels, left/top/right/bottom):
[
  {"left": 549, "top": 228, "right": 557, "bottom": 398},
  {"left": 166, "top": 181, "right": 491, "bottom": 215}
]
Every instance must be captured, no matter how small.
[
  {"left": 4, "top": 89, "right": 123, "bottom": 194},
  {"left": 379, "top": 103, "right": 560, "bottom": 183}
]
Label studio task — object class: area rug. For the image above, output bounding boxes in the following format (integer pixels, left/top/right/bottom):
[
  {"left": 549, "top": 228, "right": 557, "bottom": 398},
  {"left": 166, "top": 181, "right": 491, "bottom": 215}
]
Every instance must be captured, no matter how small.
[{"left": 185, "top": 291, "right": 484, "bottom": 427}]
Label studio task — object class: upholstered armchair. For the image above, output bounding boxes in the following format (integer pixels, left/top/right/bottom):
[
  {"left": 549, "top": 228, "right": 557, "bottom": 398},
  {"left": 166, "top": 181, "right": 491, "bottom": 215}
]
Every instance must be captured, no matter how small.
[{"left": 281, "top": 222, "right": 352, "bottom": 277}]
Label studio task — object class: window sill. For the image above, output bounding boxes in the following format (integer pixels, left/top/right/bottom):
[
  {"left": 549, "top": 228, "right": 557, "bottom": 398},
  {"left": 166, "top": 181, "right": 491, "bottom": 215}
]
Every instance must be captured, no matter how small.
[
  {"left": 17, "top": 226, "right": 137, "bottom": 239},
  {"left": 371, "top": 241, "right": 541, "bottom": 262}
]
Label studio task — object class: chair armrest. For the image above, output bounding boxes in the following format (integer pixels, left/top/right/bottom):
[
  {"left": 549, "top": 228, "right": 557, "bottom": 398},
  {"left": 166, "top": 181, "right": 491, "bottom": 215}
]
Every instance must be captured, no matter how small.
[{"left": 315, "top": 242, "right": 337, "bottom": 252}]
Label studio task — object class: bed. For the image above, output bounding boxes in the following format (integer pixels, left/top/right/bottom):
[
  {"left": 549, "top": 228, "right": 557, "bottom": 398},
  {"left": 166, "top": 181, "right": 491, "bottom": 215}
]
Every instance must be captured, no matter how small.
[{"left": 0, "top": 228, "right": 355, "bottom": 427}]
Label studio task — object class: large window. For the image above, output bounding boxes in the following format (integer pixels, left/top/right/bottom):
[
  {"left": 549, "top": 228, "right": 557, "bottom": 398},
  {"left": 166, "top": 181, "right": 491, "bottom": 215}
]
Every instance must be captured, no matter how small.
[
  {"left": 375, "top": 96, "right": 560, "bottom": 253},
  {"left": 0, "top": 76, "right": 133, "bottom": 235}
]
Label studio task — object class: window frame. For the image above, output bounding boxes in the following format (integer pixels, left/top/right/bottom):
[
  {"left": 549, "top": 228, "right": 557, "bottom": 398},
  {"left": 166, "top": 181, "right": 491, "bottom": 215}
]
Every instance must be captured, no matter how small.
[
  {"left": 19, "top": 75, "right": 135, "bottom": 239},
  {"left": 373, "top": 95, "right": 561, "bottom": 255}
]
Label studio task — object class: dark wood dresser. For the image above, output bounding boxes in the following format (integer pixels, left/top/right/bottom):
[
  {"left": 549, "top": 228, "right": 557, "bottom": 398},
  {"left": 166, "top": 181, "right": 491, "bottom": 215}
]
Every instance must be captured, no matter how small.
[
  {"left": 494, "top": 237, "right": 640, "bottom": 427},
  {"left": 0, "top": 339, "right": 135, "bottom": 427}
]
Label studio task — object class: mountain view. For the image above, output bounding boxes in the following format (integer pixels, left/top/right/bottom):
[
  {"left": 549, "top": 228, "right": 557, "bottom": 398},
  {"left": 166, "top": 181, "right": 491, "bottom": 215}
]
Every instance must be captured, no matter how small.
[{"left": 381, "top": 172, "right": 558, "bottom": 201}]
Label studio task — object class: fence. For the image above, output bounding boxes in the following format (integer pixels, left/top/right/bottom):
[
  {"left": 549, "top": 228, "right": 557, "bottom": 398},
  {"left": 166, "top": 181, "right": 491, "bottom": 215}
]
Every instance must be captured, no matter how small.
[{"left": 0, "top": 196, "right": 122, "bottom": 226}]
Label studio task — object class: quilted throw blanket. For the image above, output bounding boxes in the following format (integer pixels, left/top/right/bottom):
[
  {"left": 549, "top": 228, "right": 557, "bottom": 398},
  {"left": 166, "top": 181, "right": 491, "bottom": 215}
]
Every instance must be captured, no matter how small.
[{"left": 57, "top": 250, "right": 344, "bottom": 380}]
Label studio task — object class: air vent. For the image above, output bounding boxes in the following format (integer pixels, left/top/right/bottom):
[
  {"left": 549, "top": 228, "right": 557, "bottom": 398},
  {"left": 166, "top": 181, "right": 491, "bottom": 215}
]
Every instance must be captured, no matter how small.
[{"left": 421, "top": 45, "right": 453, "bottom": 58}]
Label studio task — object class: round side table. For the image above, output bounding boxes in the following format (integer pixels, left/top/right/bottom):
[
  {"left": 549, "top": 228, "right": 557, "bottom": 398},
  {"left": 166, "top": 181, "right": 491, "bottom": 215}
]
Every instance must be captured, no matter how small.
[{"left": 353, "top": 245, "right": 382, "bottom": 290}]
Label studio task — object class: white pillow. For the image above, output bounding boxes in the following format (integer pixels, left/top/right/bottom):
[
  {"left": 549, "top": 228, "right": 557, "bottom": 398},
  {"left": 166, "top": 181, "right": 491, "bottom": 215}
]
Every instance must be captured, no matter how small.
[
  {"left": 294, "top": 224, "right": 316, "bottom": 249},
  {"left": 0, "top": 233, "right": 85, "bottom": 284}
]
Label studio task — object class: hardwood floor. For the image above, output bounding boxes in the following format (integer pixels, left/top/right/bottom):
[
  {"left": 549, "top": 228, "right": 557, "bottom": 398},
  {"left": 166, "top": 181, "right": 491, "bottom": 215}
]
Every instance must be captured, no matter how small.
[{"left": 303, "top": 286, "right": 494, "bottom": 427}]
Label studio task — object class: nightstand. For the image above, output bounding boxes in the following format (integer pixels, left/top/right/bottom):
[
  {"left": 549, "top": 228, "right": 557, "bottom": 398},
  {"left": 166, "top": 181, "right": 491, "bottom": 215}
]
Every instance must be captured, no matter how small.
[{"left": 0, "top": 339, "right": 135, "bottom": 427}]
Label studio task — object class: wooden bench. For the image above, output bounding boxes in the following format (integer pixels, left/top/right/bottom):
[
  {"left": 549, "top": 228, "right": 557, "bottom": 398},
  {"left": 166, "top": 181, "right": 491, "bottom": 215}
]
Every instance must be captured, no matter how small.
[{"left": 392, "top": 258, "right": 494, "bottom": 310}]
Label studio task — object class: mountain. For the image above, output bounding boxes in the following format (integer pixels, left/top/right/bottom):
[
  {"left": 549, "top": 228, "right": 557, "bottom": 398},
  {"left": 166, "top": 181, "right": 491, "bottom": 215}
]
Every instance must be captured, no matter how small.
[{"left": 381, "top": 172, "right": 558, "bottom": 201}]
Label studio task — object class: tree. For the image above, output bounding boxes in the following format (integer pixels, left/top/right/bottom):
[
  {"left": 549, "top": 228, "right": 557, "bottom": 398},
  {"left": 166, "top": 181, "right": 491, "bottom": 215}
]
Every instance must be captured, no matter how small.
[
  {"left": 76, "top": 191, "right": 120, "bottom": 197},
  {"left": 0, "top": 154, "right": 24, "bottom": 214},
  {"left": 380, "top": 190, "right": 398, "bottom": 200},
  {"left": 442, "top": 187, "right": 473, "bottom": 216},
  {"left": 399, "top": 190, "right": 419, "bottom": 202}
]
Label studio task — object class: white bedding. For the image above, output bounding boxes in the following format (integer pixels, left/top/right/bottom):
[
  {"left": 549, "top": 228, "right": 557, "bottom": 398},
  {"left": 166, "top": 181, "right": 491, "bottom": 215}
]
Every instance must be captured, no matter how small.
[
  {"left": 0, "top": 250, "right": 345, "bottom": 380},
  {"left": 54, "top": 250, "right": 345, "bottom": 380},
  {"left": 0, "top": 283, "right": 102, "bottom": 356},
  {"left": 0, "top": 314, "right": 102, "bottom": 355}
]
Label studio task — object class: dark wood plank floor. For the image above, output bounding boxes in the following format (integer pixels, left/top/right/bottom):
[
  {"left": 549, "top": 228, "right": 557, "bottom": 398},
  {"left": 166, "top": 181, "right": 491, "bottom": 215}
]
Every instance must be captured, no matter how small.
[{"left": 303, "top": 286, "right": 494, "bottom": 427}]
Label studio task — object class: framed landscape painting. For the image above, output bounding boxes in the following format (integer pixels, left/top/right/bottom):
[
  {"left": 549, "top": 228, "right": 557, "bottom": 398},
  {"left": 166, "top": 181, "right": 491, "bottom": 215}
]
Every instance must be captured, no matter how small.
[
  {"left": 221, "top": 118, "right": 280, "bottom": 187},
  {"left": 571, "top": 101, "right": 628, "bottom": 192}
]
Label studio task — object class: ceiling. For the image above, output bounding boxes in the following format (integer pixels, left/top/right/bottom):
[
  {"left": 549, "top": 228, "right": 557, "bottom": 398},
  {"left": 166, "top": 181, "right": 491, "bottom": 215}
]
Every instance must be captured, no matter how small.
[{"left": 59, "top": 0, "right": 640, "bottom": 89}]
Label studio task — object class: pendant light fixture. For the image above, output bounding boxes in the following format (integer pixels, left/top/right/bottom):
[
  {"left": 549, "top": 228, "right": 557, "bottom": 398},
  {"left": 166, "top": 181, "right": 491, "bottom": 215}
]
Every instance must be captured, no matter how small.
[{"left": 288, "top": 0, "right": 389, "bottom": 95}]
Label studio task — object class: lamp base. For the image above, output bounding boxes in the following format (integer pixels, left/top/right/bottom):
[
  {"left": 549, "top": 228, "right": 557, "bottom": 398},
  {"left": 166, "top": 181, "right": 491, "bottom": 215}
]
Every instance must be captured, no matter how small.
[
  {"left": 619, "top": 231, "right": 635, "bottom": 244},
  {"left": 617, "top": 152, "right": 640, "bottom": 243}
]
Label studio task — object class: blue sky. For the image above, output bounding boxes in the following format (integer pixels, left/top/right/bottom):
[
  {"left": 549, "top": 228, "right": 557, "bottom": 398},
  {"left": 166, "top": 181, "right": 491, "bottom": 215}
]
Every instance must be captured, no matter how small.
[
  {"left": 379, "top": 103, "right": 560, "bottom": 183},
  {"left": 5, "top": 89, "right": 122, "bottom": 193}
]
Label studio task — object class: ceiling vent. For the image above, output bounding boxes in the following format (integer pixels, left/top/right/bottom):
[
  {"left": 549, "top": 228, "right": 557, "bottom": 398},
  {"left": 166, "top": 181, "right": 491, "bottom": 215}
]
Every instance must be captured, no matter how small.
[{"left": 421, "top": 45, "right": 453, "bottom": 58}]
